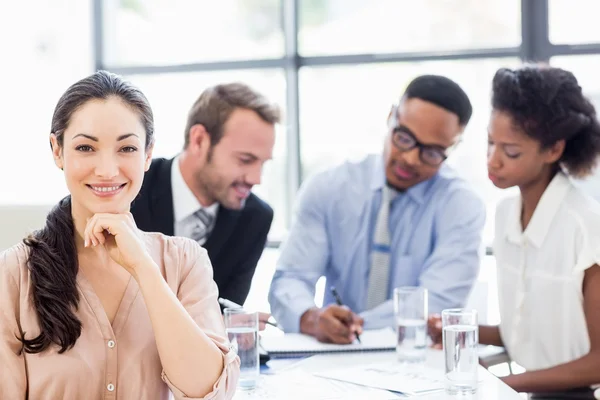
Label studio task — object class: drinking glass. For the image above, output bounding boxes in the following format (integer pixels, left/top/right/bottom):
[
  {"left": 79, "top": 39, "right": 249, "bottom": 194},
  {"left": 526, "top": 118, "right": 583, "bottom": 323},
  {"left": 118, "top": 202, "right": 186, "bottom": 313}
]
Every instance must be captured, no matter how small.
[
  {"left": 442, "top": 308, "right": 479, "bottom": 394},
  {"left": 393, "top": 286, "right": 428, "bottom": 363},
  {"left": 224, "top": 308, "right": 259, "bottom": 390}
]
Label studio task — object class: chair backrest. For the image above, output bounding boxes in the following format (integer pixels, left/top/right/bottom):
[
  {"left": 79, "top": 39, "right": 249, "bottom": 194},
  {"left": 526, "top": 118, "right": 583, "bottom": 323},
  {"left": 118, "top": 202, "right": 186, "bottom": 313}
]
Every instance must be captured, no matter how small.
[{"left": 0, "top": 205, "right": 53, "bottom": 252}]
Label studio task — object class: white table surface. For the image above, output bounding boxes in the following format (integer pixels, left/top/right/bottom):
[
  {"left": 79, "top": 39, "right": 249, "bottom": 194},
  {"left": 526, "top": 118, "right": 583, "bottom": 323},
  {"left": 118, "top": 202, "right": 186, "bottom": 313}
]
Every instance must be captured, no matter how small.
[{"left": 234, "top": 349, "right": 523, "bottom": 399}]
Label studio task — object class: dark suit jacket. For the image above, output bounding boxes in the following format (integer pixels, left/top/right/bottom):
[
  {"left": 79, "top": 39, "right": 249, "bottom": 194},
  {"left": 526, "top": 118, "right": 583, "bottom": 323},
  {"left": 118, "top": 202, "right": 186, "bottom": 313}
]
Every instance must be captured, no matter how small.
[{"left": 131, "top": 157, "right": 273, "bottom": 306}]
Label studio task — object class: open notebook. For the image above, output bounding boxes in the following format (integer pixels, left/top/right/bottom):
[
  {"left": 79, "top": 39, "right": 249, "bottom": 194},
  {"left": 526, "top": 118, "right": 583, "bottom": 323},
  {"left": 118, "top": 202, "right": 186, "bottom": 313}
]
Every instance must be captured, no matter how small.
[{"left": 260, "top": 328, "right": 396, "bottom": 358}]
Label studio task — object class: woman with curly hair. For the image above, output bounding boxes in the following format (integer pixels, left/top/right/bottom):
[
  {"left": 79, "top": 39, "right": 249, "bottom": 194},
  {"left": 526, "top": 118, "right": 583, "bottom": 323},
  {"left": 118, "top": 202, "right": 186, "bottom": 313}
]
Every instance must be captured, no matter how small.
[
  {"left": 431, "top": 65, "right": 600, "bottom": 398},
  {"left": 484, "top": 65, "right": 600, "bottom": 398}
]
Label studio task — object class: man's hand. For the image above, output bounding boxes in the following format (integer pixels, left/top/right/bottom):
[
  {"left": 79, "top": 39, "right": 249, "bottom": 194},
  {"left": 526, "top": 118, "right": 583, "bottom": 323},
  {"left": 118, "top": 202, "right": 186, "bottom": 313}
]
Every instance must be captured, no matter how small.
[
  {"left": 258, "top": 312, "right": 272, "bottom": 331},
  {"left": 300, "top": 305, "right": 364, "bottom": 344},
  {"left": 427, "top": 314, "right": 443, "bottom": 349}
]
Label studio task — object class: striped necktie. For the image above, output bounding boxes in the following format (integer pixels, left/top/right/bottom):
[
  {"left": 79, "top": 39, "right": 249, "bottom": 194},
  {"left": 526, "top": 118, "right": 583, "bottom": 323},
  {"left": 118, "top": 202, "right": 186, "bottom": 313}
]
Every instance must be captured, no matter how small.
[
  {"left": 366, "top": 185, "right": 394, "bottom": 310},
  {"left": 190, "top": 209, "right": 215, "bottom": 245}
]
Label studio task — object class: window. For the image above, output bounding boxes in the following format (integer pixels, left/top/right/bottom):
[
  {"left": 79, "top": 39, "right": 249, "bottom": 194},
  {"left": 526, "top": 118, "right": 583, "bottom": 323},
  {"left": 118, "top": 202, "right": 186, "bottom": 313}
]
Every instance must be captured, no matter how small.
[
  {"left": 551, "top": 55, "right": 600, "bottom": 108},
  {"left": 8, "top": 0, "right": 600, "bottom": 326},
  {"left": 126, "top": 69, "right": 289, "bottom": 238},
  {"left": 298, "top": 0, "right": 521, "bottom": 56},
  {"left": 8, "top": 0, "right": 600, "bottom": 244},
  {"left": 103, "top": 0, "right": 284, "bottom": 67},
  {"left": 0, "top": 0, "right": 93, "bottom": 205},
  {"left": 549, "top": 0, "right": 600, "bottom": 44},
  {"left": 299, "top": 58, "right": 520, "bottom": 244},
  {"left": 551, "top": 55, "right": 600, "bottom": 201}
]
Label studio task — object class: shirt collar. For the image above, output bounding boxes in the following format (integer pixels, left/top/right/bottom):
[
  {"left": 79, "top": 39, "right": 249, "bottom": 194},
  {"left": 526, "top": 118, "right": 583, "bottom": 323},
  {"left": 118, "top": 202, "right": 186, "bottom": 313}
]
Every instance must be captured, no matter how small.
[
  {"left": 506, "top": 171, "right": 572, "bottom": 248},
  {"left": 171, "top": 155, "right": 219, "bottom": 223},
  {"left": 369, "top": 154, "right": 435, "bottom": 205}
]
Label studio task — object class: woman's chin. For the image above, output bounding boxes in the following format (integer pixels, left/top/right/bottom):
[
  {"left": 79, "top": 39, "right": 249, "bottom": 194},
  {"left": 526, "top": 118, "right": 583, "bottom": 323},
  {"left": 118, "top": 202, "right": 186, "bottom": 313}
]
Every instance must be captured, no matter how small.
[
  {"left": 87, "top": 201, "right": 131, "bottom": 215},
  {"left": 491, "top": 181, "right": 514, "bottom": 190}
]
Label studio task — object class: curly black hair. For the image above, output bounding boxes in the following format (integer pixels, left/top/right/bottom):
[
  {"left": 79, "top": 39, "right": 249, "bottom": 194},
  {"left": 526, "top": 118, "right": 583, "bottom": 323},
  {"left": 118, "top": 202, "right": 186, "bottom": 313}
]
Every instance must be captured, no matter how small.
[{"left": 492, "top": 65, "right": 600, "bottom": 177}]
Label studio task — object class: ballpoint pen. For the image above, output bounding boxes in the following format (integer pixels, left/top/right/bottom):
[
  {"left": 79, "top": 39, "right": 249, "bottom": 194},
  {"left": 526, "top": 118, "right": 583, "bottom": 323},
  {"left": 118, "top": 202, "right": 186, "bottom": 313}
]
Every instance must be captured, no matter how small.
[
  {"left": 218, "top": 297, "right": 279, "bottom": 328},
  {"left": 330, "top": 286, "right": 362, "bottom": 343}
]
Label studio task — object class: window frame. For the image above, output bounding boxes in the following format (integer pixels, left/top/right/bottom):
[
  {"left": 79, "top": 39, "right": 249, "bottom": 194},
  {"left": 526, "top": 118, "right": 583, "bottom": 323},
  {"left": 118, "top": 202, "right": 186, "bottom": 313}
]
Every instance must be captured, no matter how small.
[{"left": 93, "top": 0, "right": 600, "bottom": 248}]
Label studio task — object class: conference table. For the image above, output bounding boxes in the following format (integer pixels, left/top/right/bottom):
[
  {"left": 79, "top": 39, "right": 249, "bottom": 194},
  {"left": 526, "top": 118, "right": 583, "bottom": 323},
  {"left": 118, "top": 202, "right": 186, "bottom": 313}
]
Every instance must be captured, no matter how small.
[{"left": 233, "top": 348, "right": 523, "bottom": 399}]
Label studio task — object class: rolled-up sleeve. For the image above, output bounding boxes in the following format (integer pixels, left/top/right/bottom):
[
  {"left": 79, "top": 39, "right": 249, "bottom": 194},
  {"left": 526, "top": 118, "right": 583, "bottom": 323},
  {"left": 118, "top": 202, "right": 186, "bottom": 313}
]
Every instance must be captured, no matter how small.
[
  {"left": 268, "top": 174, "right": 332, "bottom": 333},
  {"left": 162, "top": 239, "right": 240, "bottom": 399},
  {"left": 574, "top": 211, "right": 600, "bottom": 274},
  {"left": 162, "top": 337, "right": 239, "bottom": 400}
]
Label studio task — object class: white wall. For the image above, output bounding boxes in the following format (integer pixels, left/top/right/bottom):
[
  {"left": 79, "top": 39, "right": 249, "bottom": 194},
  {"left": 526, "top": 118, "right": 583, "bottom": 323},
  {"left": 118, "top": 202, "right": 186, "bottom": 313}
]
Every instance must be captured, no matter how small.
[{"left": 0, "top": 205, "right": 53, "bottom": 251}]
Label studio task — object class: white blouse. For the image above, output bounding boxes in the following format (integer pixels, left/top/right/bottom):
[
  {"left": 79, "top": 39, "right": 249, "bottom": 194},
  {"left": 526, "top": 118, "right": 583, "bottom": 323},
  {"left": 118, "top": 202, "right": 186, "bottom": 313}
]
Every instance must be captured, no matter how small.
[{"left": 494, "top": 172, "right": 600, "bottom": 371}]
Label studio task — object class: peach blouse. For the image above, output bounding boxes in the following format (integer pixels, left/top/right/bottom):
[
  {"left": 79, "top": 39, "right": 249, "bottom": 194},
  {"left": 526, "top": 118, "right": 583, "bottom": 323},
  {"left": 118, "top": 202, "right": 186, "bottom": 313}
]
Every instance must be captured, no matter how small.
[{"left": 0, "top": 232, "right": 239, "bottom": 400}]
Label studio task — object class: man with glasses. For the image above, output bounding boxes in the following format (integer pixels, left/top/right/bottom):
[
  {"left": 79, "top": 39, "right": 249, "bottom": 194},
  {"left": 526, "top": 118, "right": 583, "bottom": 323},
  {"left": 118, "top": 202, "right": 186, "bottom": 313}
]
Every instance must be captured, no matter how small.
[{"left": 268, "top": 75, "right": 486, "bottom": 344}]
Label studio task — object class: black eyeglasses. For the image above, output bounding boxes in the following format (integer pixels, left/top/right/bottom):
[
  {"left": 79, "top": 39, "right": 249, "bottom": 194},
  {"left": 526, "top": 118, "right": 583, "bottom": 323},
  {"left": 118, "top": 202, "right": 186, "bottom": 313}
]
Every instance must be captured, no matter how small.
[
  {"left": 391, "top": 128, "right": 448, "bottom": 166},
  {"left": 389, "top": 106, "right": 453, "bottom": 167}
]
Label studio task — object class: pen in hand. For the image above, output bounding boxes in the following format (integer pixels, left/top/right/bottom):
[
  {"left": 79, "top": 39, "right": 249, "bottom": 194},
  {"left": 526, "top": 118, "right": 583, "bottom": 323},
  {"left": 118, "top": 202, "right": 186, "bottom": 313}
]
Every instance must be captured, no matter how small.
[{"left": 330, "top": 286, "right": 362, "bottom": 343}]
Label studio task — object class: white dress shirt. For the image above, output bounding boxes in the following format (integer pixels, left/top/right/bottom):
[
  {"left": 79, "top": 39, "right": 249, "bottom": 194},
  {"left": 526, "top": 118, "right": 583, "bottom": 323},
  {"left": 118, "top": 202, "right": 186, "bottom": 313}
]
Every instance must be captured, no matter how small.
[
  {"left": 494, "top": 171, "right": 600, "bottom": 371},
  {"left": 171, "top": 155, "right": 219, "bottom": 244}
]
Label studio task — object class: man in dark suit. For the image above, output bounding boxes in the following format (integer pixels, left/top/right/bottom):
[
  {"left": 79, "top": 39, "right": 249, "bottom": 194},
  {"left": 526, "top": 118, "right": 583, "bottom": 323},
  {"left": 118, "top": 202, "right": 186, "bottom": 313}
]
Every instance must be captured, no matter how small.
[{"left": 132, "top": 82, "right": 280, "bottom": 307}]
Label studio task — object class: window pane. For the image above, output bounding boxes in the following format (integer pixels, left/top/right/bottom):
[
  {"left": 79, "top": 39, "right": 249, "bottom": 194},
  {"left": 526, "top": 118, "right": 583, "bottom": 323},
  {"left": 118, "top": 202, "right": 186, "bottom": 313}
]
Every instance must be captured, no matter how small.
[
  {"left": 299, "top": 0, "right": 521, "bottom": 56},
  {"left": 299, "top": 59, "right": 521, "bottom": 244},
  {"left": 549, "top": 0, "right": 600, "bottom": 44},
  {"left": 126, "top": 70, "right": 288, "bottom": 238},
  {"left": 551, "top": 55, "right": 600, "bottom": 201},
  {"left": 552, "top": 55, "right": 600, "bottom": 109},
  {"left": 103, "top": 0, "right": 284, "bottom": 67},
  {"left": 0, "top": 0, "right": 93, "bottom": 205}
]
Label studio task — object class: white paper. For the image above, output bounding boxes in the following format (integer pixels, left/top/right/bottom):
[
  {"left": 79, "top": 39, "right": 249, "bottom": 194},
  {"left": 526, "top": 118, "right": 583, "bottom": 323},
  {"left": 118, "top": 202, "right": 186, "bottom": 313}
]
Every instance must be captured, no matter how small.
[
  {"left": 232, "top": 369, "right": 399, "bottom": 400},
  {"left": 315, "top": 361, "right": 447, "bottom": 395},
  {"left": 260, "top": 327, "right": 396, "bottom": 355}
]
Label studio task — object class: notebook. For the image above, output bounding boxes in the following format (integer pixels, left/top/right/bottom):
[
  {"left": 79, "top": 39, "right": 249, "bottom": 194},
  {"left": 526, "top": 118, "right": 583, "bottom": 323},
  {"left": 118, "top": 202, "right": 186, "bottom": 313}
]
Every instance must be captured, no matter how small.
[{"left": 260, "top": 328, "right": 396, "bottom": 358}]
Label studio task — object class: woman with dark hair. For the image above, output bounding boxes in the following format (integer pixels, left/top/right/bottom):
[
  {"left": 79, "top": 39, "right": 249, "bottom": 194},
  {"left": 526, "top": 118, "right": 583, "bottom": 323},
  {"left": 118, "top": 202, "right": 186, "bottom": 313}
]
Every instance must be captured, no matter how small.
[
  {"left": 431, "top": 65, "right": 600, "bottom": 398},
  {"left": 484, "top": 65, "right": 600, "bottom": 398},
  {"left": 0, "top": 71, "right": 239, "bottom": 399}
]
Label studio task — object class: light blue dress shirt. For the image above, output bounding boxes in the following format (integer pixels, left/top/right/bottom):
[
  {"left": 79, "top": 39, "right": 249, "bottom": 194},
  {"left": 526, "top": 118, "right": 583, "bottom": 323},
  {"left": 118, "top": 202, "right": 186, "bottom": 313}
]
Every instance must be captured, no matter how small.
[{"left": 268, "top": 154, "right": 486, "bottom": 333}]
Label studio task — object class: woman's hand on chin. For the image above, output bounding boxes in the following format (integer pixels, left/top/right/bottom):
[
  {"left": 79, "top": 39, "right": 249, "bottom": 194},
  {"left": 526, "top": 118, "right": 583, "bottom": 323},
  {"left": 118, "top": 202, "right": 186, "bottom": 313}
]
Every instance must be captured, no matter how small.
[{"left": 84, "top": 212, "right": 155, "bottom": 278}]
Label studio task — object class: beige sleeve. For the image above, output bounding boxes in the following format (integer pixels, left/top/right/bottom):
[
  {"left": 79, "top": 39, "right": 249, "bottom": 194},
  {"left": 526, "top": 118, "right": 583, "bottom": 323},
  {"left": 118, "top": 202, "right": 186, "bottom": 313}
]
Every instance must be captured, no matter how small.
[
  {"left": 0, "top": 244, "right": 28, "bottom": 399},
  {"left": 161, "top": 239, "right": 240, "bottom": 400}
]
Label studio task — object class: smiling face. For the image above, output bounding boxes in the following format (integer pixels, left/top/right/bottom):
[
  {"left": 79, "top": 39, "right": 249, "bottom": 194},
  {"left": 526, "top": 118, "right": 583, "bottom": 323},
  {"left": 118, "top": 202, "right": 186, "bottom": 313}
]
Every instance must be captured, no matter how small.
[
  {"left": 189, "top": 107, "right": 275, "bottom": 209},
  {"left": 50, "top": 97, "right": 152, "bottom": 216},
  {"left": 383, "top": 98, "right": 463, "bottom": 191},
  {"left": 487, "top": 110, "right": 564, "bottom": 189}
]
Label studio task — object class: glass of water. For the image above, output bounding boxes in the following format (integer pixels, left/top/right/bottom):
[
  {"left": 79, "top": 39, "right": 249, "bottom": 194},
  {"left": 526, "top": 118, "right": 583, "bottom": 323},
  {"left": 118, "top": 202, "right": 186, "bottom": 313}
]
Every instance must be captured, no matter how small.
[
  {"left": 393, "top": 286, "right": 428, "bottom": 363},
  {"left": 442, "top": 308, "right": 479, "bottom": 394},
  {"left": 224, "top": 308, "right": 259, "bottom": 390}
]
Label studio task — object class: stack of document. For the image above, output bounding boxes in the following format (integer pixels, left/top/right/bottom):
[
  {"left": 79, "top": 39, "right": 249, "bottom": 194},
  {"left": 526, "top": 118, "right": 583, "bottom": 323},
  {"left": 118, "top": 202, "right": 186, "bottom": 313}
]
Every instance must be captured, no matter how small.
[
  {"left": 232, "top": 369, "right": 399, "bottom": 400},
  {"left": 314, "top": 360, "right": 446, "bottom": 396},
  {"left": 260, "top": 327, "right": 396, "bottom": 358}
]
